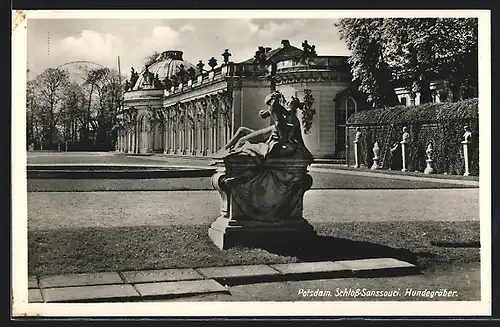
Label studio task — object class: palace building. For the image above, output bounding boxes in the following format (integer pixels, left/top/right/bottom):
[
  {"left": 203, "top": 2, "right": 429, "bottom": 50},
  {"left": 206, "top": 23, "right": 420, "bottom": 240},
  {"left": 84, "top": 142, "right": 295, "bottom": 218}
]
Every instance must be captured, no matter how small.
[
  {"left": 116, "top": 39, "right": 455, "bottom": 159},
  {"left": 116, "top": 39, "right": 371, "bottom": 159}
]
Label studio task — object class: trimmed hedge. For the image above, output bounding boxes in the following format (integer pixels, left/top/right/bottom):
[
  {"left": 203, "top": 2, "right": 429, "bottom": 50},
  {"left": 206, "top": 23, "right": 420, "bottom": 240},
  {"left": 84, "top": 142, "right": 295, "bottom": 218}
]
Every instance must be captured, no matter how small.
[{"left": 346, "top": 99, "right": 479, "bottom": 176}]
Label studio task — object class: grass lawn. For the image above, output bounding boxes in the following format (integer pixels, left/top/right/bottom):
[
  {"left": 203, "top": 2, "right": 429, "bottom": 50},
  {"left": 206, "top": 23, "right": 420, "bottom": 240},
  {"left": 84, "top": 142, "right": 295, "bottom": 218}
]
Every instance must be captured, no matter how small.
[
  {"left": 27, "top": 189, "right": 479, "bottom": 230},
  {"left": 28, "top": 221, "right": 480, "bottom": 276},
  {"left": 27, "top": 171, "right": 477, "bottom": 192}
]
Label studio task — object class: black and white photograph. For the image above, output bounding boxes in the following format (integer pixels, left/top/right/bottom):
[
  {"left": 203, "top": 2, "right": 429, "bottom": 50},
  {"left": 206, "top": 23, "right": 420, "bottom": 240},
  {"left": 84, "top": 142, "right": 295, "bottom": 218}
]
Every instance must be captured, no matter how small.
[{"left": 12, "top": 10, "right": 491, "bottom": 316}]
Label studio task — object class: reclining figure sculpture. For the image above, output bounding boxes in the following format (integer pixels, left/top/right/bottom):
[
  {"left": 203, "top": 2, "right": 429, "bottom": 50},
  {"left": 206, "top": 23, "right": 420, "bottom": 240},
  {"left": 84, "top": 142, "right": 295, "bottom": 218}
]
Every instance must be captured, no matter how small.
[
  {"left": 220, "top": 91, "right": 306, "bottom": 156},
  {"left": 209, "top": 91, "right": 316, "bottom": 249}
]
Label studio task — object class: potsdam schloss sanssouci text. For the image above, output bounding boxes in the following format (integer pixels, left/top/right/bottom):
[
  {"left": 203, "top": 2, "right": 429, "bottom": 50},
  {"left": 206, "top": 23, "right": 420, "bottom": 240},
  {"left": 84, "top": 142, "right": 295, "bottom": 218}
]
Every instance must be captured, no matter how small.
[{"left": 297, "top": 288, "right": 459, "bottom": 299}]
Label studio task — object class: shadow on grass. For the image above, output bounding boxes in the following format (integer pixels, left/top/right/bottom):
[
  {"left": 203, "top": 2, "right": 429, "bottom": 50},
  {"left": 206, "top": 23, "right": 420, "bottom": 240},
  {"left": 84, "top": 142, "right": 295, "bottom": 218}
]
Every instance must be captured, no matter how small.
[
  {"left": 256, "top": 235, "right": 435, "bottom": 268},
  {"left": 28, "top": 221, "right": 479, "bottom": 276}
]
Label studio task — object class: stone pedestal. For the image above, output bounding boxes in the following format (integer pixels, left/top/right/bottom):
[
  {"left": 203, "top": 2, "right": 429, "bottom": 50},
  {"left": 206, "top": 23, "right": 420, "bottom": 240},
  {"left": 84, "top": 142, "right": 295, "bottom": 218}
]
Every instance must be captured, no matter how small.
[
  {"left": 353, "top": 141, "right": 360, "bottom": 168},
  {"left": 371, "top": 142, "right": 380, "bottom": 170},
  {"left": 424, "top": 159, "right": 435, "bottom": 174},
  {"left": 209, "top": 149, "right": 316, "bottom": 250},
  {"left": 462, "top": 141, "right": 470, "bottom": 176},
  {"left": 400, "top": 141, "right": 408, "bottom": 172}
]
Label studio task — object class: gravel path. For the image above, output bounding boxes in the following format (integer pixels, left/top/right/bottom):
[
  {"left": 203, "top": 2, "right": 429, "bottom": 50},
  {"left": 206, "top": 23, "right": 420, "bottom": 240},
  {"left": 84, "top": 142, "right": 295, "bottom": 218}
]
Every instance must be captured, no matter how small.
[{"left": 28, "top": 188, "right": 479, "bottom": 230}]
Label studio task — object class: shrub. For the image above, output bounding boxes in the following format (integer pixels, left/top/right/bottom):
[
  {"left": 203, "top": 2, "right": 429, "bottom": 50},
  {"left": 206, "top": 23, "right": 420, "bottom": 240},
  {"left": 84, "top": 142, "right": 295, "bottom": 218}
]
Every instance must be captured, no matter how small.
[{"left": 346, "top": 99, "right": 479, "bottom": 175}]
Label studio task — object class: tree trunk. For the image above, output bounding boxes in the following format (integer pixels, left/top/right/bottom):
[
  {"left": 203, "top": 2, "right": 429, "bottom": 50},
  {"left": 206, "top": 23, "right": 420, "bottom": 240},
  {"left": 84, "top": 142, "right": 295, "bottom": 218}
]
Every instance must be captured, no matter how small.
[{"left": 418, "top": 79, "right": 432, "bottom": 104}]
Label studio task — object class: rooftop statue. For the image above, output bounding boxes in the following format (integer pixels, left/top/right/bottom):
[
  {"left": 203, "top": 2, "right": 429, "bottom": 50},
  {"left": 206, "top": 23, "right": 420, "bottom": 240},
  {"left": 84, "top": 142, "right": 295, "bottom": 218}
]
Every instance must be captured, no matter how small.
[
  {"left": 142, "top": 65, "right": 154, "bottom": 86},
  {"left": 153, "top": 74, "right": 163, "bottom": 89},
  {"left": 221, "top": 49, "right": 232, "bottom": 64},
  {"left": 130, "top": 67, "right": 139, "bottom": 88}
]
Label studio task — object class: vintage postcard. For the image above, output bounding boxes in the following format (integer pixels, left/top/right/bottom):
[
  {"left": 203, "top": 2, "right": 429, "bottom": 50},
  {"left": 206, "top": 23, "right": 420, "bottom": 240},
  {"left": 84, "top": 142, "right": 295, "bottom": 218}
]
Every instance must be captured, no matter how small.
[{"left": 12, "top": 9, "right": 491, "bottom": 317}]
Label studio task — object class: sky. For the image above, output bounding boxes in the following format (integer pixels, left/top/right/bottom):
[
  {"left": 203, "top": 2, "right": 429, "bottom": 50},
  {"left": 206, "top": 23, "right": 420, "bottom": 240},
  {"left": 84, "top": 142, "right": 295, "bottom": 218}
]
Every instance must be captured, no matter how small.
[{"left": 26, "top": 18, "right": 351, "bottom": 80}]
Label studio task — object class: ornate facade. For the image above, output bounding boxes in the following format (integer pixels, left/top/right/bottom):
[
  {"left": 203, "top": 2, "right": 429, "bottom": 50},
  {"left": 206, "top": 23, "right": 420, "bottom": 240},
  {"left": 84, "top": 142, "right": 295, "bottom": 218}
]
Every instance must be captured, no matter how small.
[{"left": 117, "top": 40, "right": 365, "bottom": 159}]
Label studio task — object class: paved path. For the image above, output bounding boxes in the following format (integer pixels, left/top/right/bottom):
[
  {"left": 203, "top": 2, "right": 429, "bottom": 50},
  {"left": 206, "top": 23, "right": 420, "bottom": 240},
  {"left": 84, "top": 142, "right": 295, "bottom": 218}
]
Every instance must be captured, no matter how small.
[{"left": 27, "top": 260, "right": 479, "bottom": 303}]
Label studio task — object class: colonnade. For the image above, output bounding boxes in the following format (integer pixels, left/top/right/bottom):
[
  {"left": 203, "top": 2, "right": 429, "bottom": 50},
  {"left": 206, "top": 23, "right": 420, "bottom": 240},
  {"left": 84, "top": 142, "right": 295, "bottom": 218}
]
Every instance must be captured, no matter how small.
[{"left": 116, "top": 90, "right": 233, "bottom": 156}]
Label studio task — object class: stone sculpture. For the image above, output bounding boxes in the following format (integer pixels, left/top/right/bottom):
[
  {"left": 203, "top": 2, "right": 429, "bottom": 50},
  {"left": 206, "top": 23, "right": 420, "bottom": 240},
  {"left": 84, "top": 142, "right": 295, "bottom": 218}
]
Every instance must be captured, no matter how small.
[
  {"left": 153, "top": 74, "right": 163, "bottom": 89},
  {"left": 424, "top": 142, "right": 435, "bottom": 174},
  {"left": 221, "top": 49, "right": 232, "bottom": 64},
  {"left": 208, "top": 57, "right": 218, "bottom": 71},
  {"left": 371, "top": 141, "right": 380, "bottom": 169},
  {"left": 143, "top": 65, "right": 154, "bottom": 86},
  {"left": 130, "top": 67, "right": 139, "bottom": 88},
  {"left": 209, "top": 91, "right": 315, "bottom": 249},
  {"left": 463, "top": 125, "right": 472, "bottom": 143}
]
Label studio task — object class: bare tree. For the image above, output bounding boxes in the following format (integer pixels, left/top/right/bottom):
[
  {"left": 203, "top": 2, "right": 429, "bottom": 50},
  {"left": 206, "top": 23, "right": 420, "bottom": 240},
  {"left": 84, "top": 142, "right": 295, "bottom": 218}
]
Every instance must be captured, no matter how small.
[{"left": 33, "top": 68, "right": 70, "bottom": 146}]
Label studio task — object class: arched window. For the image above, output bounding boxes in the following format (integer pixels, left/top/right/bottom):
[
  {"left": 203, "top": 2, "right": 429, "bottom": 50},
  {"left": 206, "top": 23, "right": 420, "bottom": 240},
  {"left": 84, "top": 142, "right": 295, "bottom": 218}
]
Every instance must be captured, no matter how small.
[{"left": 335, "top": 95, "right": 357, "bottom": 158}]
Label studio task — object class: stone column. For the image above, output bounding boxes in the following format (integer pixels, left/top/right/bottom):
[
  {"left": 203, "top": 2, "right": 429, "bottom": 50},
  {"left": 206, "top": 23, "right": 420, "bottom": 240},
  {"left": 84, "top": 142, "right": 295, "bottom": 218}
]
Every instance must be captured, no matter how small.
[
  {"left": 183, "top": 103, "right": 188, "bottom": 155},
  {"left": 165, "top": 109, "right": 169, "bottom": 154},
  {"left": 128, "top": 127, "right": 133, "bottom": 154},
  {"left": 353, "top": 140, "right": 360, "bottom": 168},
  {"left": 202, "top": 100, "right": 208, "bottom": 156},
  {"left": 400, "top": 127, "right": 409, "bottom": 172},
  {"left": 353, "top": 127, "right": 362, "bottom": 168},
  {"left": 462, "top": 141, "right": 470, "bottom": 176},
  {"left": 462, "top": 125, "right": 472, "bottom": 176},
  {"left": 174, "top": 108, "right": 179, "bottom": 154}
]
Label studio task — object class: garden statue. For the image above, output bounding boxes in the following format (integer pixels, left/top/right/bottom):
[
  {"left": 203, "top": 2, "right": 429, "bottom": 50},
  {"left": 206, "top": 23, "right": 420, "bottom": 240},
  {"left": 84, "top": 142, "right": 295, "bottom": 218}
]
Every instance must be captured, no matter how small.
[
  {"left": 389, "top": 142, "right": 402, "bottom": 170},
  {"left": 355, "top": 127, "right": 362, "bottom": 142},
  {"left": 424, "top": 142, "right": 435, "bottom": 174},
  {"left": 402, "top": 126, "right": 410, "bottom": 143},
  {"left": 463, "top": 126, "right": 472, "bottom": 143},
  {"left": 371, "top": 141, "right": 380, "bottom": 170},
  {"left": 221, "top": 49, "right": 232, "bottom": 64},
  {"left": 221, "top": 91, "right": 305, "bottom": 153},
  {"left": 209, "top": 91, "right": 315, "bottom": 249}
]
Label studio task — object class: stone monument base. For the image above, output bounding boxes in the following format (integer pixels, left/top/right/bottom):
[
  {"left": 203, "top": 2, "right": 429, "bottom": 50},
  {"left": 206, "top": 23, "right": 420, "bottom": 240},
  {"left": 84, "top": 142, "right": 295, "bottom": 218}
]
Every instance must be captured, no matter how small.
[{"left": 209, "top": 216, "right": 316, "bottom": 250}]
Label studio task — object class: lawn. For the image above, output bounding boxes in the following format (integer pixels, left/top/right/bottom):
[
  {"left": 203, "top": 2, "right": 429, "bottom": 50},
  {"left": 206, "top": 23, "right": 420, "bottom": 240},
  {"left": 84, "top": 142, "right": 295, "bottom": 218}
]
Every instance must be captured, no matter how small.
[
  {"left": 27, "top": 189, "right": 479, "bottom": 230},
  {"left": 27, "top": 170, "right": 477, "bottom": 192},
  {"left": 28, "top": 221, "right": 480, "bottom": 276}
]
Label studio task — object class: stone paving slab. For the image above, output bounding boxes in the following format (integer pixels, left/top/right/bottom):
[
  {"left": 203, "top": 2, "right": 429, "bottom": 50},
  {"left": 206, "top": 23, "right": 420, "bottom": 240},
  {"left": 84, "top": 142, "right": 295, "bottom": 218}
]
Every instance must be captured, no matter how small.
[
  {"left": 134, "top": 279, "right": 229, "bottom": 298},
  {"left": 196, "top": 265, "right": 280, "bottom": 280},
  {"left": 28, "top": 276, "right": 38, "bottom": 289},
  {"left": 28, "top": 289, "right": 43, "bottom": 303},
  {"left": 271, "top": 261, "right": 350, "bottom": 277},
  {"left": 121, "top": 268, "right": 204, "bottom": 284},
  {"left": 42, "top": 284, "right": 139, "bottom": 303},
  {"left": 335, "top": 258, "right": 417, "bottom": 271},
  {"left": 39, "top": 272, "right": 124, "bottom": 289}
]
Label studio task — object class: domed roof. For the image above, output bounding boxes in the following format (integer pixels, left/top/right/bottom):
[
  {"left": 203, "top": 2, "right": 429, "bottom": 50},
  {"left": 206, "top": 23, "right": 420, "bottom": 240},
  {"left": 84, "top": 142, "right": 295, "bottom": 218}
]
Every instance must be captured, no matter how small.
[{"left": 131, "top": 50, "right": 198, "bottom": 91}]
